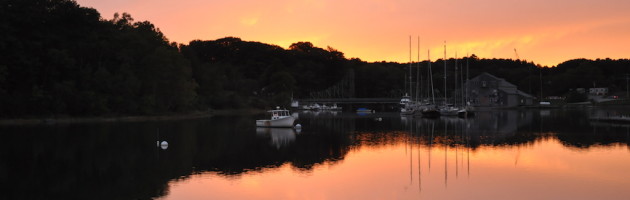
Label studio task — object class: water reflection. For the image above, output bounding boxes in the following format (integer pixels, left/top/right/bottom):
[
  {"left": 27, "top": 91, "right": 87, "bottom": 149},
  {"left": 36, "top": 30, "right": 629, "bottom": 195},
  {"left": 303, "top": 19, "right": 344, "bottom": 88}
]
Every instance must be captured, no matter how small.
[
  {"left": 256, "top": 128, "right": 297, "bottom": 149},
  {"left": 1, "top": 108, "right": 630, "bottom": 199}
]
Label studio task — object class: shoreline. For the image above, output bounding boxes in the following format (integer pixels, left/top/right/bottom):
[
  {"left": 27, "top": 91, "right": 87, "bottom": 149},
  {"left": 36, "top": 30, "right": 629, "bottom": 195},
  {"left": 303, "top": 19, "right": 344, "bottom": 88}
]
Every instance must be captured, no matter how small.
[{"left": 0, "top": 109, "right": 266, "bottom": 126}]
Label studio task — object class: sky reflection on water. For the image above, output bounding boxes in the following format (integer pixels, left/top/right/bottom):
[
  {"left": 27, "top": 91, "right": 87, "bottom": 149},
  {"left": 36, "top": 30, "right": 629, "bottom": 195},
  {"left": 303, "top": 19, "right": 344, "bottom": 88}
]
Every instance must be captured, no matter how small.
[
  {"left": 158, "top": 109, "right": 630, "bottom": 200},
  {"left": 161, "top": 136, "right": 630, "bottom": 200},
  {"left": 2, "top": 108, "right": 630, "bottom": 199}
]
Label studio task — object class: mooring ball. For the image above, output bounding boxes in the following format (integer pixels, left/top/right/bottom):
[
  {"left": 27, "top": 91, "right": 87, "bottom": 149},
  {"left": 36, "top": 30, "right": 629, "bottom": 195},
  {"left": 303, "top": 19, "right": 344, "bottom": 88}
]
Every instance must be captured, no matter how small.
[
  {"left": 295, "top": 124, "right": 302, "bottom": 129},
  {"left": 160, "top": 141, "right": 169, "bottom": 150}
]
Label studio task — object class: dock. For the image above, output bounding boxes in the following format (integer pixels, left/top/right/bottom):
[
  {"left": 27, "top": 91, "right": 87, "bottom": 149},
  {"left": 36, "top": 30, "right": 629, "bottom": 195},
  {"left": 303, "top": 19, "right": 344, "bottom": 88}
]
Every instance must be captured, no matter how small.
[{"left": 589, "top": 116, "right": 630, "bottom": 123}]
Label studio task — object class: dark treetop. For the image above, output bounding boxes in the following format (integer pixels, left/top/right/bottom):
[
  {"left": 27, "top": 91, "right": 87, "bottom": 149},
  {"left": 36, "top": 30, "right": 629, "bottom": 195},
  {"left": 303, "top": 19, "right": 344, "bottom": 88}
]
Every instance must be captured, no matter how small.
[{"left": 2, "top": 0, "right": 629, "bottom": 118}]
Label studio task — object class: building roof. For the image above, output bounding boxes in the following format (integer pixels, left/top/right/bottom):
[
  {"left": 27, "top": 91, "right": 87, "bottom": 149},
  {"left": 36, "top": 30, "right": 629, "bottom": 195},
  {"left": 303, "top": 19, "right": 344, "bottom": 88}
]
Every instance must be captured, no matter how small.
[
  {"left": 470, "top": 72, "right": 534, "bottom": 98},
  {"left": 517, "top": 90, "right": 535, "bottom": 99},
  {"left": 476, "top": 72, "right": 517, "bottom": 88},
  {"left": 498, "top": 88, "right": 535, "bottom": 99}
]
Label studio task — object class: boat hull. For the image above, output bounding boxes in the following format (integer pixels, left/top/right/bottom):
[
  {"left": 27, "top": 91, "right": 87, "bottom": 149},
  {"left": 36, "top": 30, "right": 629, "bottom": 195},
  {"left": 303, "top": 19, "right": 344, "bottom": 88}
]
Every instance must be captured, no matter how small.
[
  {"left": 457, "top": 110, "right": 475, "bottom": 118},
  {"left": 439, "top": 107, "right": 460, "bottom": 116},
  {"left": 256, "top": 116, "right": 295, "bottom": 128},
  {"left": 421, "top": 110, "right": 440, "bottom": 118}
]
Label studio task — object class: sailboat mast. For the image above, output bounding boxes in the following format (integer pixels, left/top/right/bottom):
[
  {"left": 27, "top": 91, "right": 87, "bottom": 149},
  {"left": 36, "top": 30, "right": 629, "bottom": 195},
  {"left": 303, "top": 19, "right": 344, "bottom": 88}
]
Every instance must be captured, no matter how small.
[
  {"left": 460, "top": 62, "right": 465, "bottom": 107},
  {"left": 429, "top": 50, "right": 435, "bottom": 104},
  {"left": 443, "top": 41, "right": 447, "bottom": 106},
  {"left": 416, "top": 36, "right": 421, "bottom": 102},
  {"left": 539, "top": 68, "right": 543, "bottom": 101},
  {"left": 454, "top": 52, "right": 458, "bottom": 107},
  {"left": 409, "top": 36, "right": 413, "bottom": 100},
  {"left": 466, "top": 53, "right": 470, "bottom": 105}
]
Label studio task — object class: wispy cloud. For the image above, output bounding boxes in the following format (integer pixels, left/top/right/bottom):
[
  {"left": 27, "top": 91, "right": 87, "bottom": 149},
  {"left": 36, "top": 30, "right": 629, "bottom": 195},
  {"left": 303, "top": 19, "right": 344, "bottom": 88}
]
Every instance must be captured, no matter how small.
[{"left": 76, "top": 0, "right": 630, "bottom": 66}]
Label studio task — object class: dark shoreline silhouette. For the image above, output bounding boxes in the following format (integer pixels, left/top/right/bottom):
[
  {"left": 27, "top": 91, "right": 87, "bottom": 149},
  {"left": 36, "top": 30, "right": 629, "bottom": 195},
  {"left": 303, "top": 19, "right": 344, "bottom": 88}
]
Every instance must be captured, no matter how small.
[{"left": 2, "top": 0, "right": 629, "bottom": 119}]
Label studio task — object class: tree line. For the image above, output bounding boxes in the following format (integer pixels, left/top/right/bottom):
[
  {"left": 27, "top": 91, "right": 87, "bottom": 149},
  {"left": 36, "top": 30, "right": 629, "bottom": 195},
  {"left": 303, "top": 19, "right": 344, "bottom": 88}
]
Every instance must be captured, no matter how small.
[{"left": 1, "top": 0, "right": 629, "bottom": 118}]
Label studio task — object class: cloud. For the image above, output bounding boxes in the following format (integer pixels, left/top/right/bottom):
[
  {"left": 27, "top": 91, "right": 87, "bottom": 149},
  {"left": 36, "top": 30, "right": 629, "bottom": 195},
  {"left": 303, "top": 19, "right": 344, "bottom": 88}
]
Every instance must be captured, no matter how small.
[
  {"left": 74, "top": 0, "right": 630, "bottom": 67},
  {"left": 240, "top": 17, "right": 259, "bottom": 26}
]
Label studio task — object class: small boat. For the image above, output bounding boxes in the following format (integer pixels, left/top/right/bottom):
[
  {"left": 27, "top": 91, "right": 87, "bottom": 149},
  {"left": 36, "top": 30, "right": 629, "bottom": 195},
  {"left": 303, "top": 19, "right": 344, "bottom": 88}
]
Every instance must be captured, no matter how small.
[
  {"left": 256, "top": 108, "right": 295, "bottom": 128},
  {"left": 400, "top": 94, "right": 411, "bottom": 106},
  {"left": 400, "top": 101, "right": 417, "bottom": 115},
  {"left": 321, "top": 103, "right": 343, "bottom": 111},
  {"left": 420, "top": 105, "right": 440, "bottom": 118},
  {"left": 439, "top": 106, "right": 459, "bottom": 116},
  {"left": 457, "top": 106, "right": 475, "bottom": 118},
  {"left": 356, "top": 108, "right": 374, "bottom": 114}
]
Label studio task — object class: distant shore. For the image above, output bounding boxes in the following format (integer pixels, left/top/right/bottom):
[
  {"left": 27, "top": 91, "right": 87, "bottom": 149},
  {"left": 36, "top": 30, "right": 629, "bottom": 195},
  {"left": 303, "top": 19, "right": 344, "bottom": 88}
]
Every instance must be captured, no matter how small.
[{"left": 0, "top": 109, "right": 266, "bottom": 126}]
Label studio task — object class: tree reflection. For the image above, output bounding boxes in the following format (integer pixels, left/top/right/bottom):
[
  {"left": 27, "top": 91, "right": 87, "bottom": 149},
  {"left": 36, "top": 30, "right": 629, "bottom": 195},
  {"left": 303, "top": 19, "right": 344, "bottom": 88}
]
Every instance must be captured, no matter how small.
[{"left": 1, "top": 109, "right": 629, "bottom": 199}]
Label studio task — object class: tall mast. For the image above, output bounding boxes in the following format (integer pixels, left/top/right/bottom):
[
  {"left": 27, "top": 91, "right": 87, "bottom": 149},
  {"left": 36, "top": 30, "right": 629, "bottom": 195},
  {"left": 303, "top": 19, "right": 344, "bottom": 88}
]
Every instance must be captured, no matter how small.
[
  {"left": 540, "top": 68, "right": 543, "bottom": 101},
  {"left": 426, "top": 50, "right": 430, "bottom": 100},
  {"left": 454, "top": 52, "right": 458, "bottom": 107},
  {"left": 416, "top": 36, "right": 421, "bottom": 102},
  {"left": 443, "top": 41, "right": 447, "bottom": 106},
  {"left": 466, "top": 53, "right": 470, "bottom": 106},
  {"left": 429, "top": 50, "right": 435, "bottom": 104},
  {"left": 409, "top": 36, "right": 413, "bottom": 99},
  {"left": 460, "top": 62, "right": 465, "bottom": 107}
]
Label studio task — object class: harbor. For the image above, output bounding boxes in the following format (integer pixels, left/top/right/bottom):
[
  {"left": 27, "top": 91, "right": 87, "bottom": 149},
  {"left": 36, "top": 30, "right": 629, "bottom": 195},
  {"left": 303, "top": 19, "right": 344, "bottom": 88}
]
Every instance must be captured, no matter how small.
[{"left": 3, "top": 107, "right": 630, "bottom": 199}]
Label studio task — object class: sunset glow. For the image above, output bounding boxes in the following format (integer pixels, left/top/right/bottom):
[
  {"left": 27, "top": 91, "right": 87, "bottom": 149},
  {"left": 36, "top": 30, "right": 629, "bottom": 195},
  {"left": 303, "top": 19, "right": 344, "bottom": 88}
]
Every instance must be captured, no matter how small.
[
  {"left": 159, "top": 138, "right": 630, "bottom": 200},
  {"left": 76, "top": 0, "right": 630, "bottom": 66}
]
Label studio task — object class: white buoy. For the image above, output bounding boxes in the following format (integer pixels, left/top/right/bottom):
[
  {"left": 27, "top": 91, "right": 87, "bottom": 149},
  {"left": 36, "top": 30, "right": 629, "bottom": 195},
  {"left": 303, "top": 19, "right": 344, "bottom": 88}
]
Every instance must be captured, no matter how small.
[
  {"left": 160, "top": 141, "right": 169, "bottom": 150},
  {"left": 157, "top": 141, "right": 160, "bottom": 147},
  {"left": 294, "top": 124, "right": 302, "bottom": 134}
]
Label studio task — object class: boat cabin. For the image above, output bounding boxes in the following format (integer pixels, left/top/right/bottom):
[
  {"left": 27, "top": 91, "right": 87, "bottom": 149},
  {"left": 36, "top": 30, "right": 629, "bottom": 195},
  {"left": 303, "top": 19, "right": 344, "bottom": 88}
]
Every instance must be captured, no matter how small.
[
  {"left": 270, "top": 110, "right": 291, "bottom": 120},
  {"left": 400, "top": 94, "right": 411, "bottom": 105}
]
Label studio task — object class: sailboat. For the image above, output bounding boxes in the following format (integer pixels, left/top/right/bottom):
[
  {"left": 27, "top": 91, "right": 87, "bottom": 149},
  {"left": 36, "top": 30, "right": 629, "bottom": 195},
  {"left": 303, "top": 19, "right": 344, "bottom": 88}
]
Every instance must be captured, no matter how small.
[
  {"left": 401, "top": 36, "right": 420, "bottom": 115},
  {"left": 457, "top": 54, "right": 475, "bottom": 118},
  {"left": 419, "top": 49, "right": 440, "bottom": 118},
  {"left": 439, "top": 42, "right": 459, "bottom": 116}
]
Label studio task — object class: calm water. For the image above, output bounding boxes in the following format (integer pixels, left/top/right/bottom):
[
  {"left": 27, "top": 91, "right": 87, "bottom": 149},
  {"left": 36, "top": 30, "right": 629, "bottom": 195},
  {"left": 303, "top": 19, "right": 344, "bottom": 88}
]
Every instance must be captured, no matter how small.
[{"left": 2, "top": 108, "right": 630, "bottom": 199}]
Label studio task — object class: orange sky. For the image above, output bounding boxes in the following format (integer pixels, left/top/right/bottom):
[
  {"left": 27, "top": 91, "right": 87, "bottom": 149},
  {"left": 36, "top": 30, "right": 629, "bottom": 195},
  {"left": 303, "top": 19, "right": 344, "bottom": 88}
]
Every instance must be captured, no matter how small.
[{"left": 76, "top": 0, "right": 630, "bottom": 67}]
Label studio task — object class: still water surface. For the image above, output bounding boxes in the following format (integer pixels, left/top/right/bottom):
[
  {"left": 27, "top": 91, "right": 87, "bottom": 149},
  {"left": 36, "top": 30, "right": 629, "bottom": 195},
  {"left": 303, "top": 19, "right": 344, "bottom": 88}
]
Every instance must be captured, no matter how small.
[{"left": 2, "top": 108, "right": 630, "bottom": 199}]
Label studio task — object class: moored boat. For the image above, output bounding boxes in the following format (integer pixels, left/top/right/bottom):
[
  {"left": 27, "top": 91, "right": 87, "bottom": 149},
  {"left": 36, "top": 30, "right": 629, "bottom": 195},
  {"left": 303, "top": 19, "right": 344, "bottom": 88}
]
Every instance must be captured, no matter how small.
[
  {"left": 400, "top": 101, "right": 417, "bottom": 115},
  {"left": 439, "top": 106, "right": 459, "bottom": 116},
  {"left": 356, "top": 108, "right": 374, "bottom": 114},
  {"left": 420, "top": 105, "right": 440, "bottom": 118},
  {"left": 457, "top": 106, "right": 475, "bottom": 118},
  {"left": 256, "top": 108, "right": 295, "bottom": 128}
]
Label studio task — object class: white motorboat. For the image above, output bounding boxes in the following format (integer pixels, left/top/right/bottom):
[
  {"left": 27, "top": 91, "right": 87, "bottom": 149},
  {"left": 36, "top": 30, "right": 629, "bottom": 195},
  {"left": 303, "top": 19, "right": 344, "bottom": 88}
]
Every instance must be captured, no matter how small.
[
  {"left": 400, "top": 94, "right": 411, "bottom": 106},
  {"left": 256, "top": 108, "right": 295, "bottom": 127}
]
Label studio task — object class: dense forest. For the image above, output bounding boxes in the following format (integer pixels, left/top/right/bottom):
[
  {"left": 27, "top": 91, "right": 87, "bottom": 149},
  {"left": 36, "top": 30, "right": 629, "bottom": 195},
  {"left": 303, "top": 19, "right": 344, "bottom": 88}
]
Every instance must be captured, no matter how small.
[{"left": 1, "top": 0, "right": 629, "bottom": 118}]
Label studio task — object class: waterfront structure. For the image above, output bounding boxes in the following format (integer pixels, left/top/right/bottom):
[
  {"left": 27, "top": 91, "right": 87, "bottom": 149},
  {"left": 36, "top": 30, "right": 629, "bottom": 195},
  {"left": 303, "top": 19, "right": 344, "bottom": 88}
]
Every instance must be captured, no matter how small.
[{"left": 465, "top": 73, "right": 534, "bottom": 107}]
